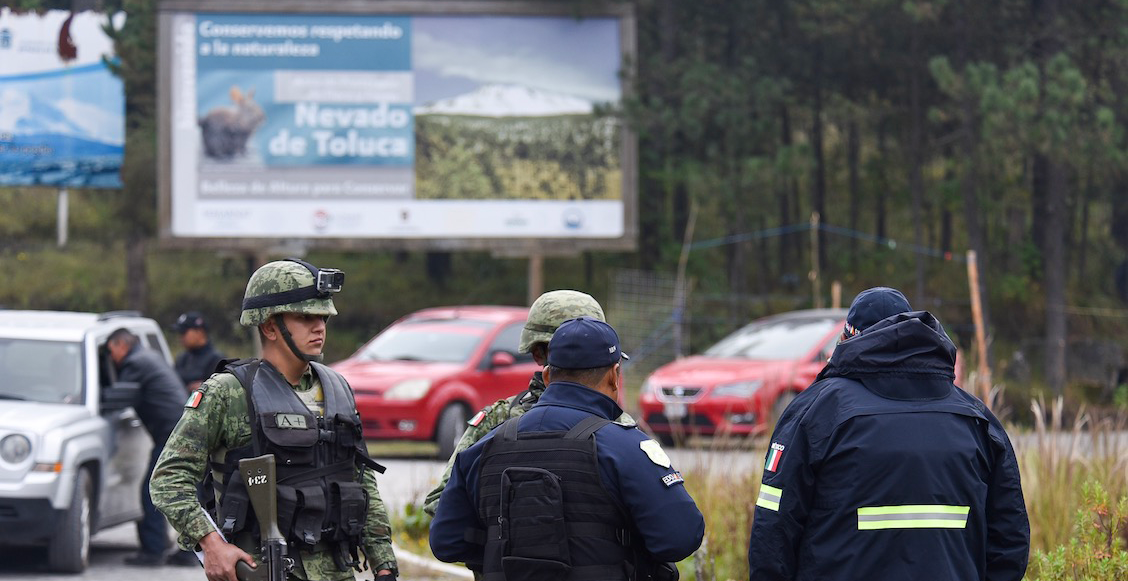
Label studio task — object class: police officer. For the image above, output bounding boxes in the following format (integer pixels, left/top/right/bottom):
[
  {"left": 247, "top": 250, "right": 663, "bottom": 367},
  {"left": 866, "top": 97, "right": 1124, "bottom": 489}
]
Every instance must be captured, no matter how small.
[
  {"left": 430, "top": 317, "right": 704, "bottom": 580},
  {"left": 150, "top": 259, "right": 397, "bottom": 581},
  {"left": 421, "top": 289, "right": 634, "bottom": 519},
  {"left": 171, "top": 311, "right": 226, "bottom": 393},
  {"left": 747, "top": 287, "right": 1030, "bottom": 581},
  {"left": 106, "top": 328, "right": 192, "bottom": 567}
]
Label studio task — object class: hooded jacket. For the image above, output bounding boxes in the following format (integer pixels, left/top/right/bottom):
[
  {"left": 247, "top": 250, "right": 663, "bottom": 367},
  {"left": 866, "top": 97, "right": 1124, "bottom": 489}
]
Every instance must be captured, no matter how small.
[{"left": 747, "top": 311, "right": 1030, "bottom": 581}]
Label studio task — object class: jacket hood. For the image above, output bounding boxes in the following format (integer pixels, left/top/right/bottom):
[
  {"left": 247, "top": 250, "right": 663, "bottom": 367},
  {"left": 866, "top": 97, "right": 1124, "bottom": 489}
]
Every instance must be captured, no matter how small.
[{"left": 820, "top": 310, "right": 956, "bottom": 399}]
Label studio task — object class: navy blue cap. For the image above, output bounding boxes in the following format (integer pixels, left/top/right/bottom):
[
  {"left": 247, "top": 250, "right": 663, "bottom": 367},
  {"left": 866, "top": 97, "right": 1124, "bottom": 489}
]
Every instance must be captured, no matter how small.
[
  {"left": 847, "top": 287, "right": 912, "bottom": 332},
  {"left": 547, "top": 317, "right": 629, "bottom": 370},
  {"left": 171, "top": 311, "right": 207, "bottom": 332}
]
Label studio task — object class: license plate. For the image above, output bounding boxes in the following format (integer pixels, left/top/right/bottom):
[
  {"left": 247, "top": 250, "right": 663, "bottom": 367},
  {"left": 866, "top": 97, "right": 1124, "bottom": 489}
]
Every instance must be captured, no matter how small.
[{"left": 663, "top": 402, "right": 687, "bottom": 420}]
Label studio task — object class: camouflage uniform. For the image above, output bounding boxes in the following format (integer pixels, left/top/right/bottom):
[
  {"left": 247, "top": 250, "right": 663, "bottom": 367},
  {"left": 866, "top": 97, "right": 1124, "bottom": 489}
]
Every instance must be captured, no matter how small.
[
  {"left": 422, "top": 289, "right": 633, "bottom": 517},
  {"left": 150, "top": 260, "right": 396, "bottom": 580}
]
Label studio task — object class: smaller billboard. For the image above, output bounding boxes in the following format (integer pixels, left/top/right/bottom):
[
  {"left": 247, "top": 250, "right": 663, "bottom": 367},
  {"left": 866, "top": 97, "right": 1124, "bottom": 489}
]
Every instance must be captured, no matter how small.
[{"left": 0, "top": 9, "right": 125, "bottom": 188}]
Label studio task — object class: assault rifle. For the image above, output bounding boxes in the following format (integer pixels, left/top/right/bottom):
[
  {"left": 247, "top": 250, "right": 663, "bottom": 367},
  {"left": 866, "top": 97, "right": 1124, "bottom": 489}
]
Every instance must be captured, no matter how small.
[{"left": 237, "top": 454, "right": 292, "bottom": 581}]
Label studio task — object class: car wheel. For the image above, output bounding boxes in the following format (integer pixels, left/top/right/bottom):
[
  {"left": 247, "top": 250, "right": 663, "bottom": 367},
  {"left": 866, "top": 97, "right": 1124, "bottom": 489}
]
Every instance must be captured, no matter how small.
[
  {"left": 771, "top": 391, "right": 797, "bottom": 425},
  {"left": 435, "top": 404, "right": 469, "bottom": 460},
  {"left": 654, "top": 432, "right": 677, "bottom": 447},
  {"left": 48, "top": 469, "right": 92, "bottom": 573}
]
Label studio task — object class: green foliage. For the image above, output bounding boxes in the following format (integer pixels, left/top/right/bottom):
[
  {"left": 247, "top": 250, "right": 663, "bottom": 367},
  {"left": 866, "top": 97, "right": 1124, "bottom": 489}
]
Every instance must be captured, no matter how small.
[
  {"left": 415, "top": 115, "right": 621, "bottom": 200},
  {"left": 1027, "top": 481, "right": 1128, "bottom": 581},
  {"left": 395, "top": 501, "right": 433, "bottom": 541}
]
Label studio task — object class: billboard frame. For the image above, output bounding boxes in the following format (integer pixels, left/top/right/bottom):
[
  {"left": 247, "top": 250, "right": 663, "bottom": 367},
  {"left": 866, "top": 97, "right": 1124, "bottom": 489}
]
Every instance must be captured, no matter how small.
[{"left": 156, "top": 0, "right": 637, "bottom": 255}]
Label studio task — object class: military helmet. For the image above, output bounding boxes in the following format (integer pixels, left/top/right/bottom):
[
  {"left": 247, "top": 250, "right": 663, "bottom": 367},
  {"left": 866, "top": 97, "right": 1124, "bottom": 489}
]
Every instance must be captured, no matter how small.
[
  {"left": 519, "top": 290, "right": 605, "bottom": 353},
  {"left": 239, "top": 259, "right": 341, "bottom": 326}
]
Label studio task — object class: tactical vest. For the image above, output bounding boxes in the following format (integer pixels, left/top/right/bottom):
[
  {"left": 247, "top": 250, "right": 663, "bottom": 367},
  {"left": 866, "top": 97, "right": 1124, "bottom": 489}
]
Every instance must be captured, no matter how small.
[
  {"left": 211, "top": 359, "right": 382, "bottom": 572},
  {"left": 474, "top": 416, "right": 633, "bottom": 581}
]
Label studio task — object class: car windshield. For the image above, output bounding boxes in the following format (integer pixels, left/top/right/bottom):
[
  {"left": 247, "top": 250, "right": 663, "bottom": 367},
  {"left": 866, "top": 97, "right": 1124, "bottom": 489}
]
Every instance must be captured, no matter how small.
[
  {"left": 704, "top": 315, "right": 840, "bottom": 360},
  {"left": 0, "top": 339, "right": 83, "bottom": 404},
  {"left": 356, "top": 319, "right": 495, "bottom": 363}
]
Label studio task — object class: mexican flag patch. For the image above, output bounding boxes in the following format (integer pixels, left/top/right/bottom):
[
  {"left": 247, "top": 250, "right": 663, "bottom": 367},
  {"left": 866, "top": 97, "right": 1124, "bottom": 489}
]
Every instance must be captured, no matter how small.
[
  {"left": 185, "top": 390, "right": 204, "bottom": 409},
  {"left": 468, "top": 410, "right": 487, "bottom": 427},
  {"left": 765, "top": 442, "right": 785, "bottom": 472}
]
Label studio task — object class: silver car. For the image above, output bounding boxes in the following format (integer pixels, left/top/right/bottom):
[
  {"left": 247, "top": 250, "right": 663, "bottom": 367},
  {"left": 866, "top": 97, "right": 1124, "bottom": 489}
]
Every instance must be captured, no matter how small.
[{"left": 0, "top": 310, "right": 173, "bottom": 572}]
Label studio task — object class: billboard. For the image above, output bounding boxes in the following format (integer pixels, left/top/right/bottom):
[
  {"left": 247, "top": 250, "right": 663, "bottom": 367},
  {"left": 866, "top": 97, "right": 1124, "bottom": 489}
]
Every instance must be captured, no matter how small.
[
  {"left": 0, "top": 9, "right": 125, "bottom": 188},
  {"left": 159, "top": 2, "right": 636, "bottom": 250}
]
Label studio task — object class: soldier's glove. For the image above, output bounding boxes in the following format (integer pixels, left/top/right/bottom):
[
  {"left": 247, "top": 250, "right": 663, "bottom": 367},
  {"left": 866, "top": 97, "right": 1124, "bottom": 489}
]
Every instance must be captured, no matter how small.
[{"left": 374, "top": 574, "right": 396, "bottom": 581}]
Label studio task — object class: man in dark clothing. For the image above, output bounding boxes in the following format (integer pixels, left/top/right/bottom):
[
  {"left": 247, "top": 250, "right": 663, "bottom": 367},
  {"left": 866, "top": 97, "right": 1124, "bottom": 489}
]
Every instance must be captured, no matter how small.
[
  {"left": 430, "top": 317, "right": 704, "bottom": 580},
  {"left": 747, "top": 287, "right": 1030, "bottom": 581},
  {"left": 107, "top": 328, "right": 194, "bottom": 567},
  {"left": 171, "top": 311, "right": 225, "bottom": 393}
]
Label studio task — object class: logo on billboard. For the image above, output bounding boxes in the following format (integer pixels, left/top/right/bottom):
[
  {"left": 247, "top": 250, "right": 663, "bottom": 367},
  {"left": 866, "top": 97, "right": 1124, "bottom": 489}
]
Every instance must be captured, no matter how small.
[
  {"left": 312, "top": 209, "right": 330, "bottom": 231},
  {"left": 563, "top": 208, "right": 584, "bottom": 230}
]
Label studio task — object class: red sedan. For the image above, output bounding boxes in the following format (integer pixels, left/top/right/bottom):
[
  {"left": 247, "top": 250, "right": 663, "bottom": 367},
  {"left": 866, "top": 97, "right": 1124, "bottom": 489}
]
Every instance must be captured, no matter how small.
[
  {"left": 638, "top": 309, "right": 847, "bottom": 444},
  {"left": 332, "top": 306, "right": 539, "bottom": 458}
]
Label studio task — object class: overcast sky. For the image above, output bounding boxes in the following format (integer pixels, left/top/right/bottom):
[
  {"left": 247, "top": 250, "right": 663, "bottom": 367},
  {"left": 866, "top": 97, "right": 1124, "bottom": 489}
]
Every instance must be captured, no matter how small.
[{"left": 413, "top": 15, "right": 621, "bottom": 105}]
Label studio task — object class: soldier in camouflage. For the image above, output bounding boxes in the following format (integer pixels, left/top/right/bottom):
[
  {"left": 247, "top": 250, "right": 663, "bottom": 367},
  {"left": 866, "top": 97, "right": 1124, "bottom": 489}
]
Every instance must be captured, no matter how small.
[
  {"left": 422, "top": 290, "right": 634, "bottom": 519},
  {"left": 150, "top": 260, "right": 397, "bottom": 581}
]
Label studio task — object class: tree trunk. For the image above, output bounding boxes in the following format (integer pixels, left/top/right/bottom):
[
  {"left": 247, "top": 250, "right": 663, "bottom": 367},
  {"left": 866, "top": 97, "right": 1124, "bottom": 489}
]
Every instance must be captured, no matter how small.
[
  {"left": 957, "top": 0, "right": 992, "bottom": 358},
  {"left": 908, "top": 20, "right": 926, "bottom": 304},
  {"left": 848, "top": 120, "right": 861, "bottom": 268},
  {"left": 812, "top": 39, "right": 828, "bottom": 277},
  {"left": 1044, "top": 162, "right": 1068, "bottom": 393},
  {"left": 1033, "top": 0, "right": 1067, "bottom": 394},
  {"left": 125, "top": 232, "right": 147, "bottom": 312},
  {"left": 876, "top": 122, "right": 888, "bottom": 240}
]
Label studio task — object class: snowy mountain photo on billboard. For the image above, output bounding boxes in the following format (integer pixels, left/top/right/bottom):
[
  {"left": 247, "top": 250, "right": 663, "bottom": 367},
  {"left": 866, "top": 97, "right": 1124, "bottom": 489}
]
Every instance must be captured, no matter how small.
[
  {"left": 412, "top": 15, "right": 622, "bottom": 201},
  {"left": 415, "top": 84, "right": 593, "bottom": 117}
]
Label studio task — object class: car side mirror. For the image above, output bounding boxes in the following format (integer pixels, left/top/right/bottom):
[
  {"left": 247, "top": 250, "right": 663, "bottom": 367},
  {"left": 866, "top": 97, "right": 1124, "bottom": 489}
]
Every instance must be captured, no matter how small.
[
  {"left": 489, "top": 351, "right": 516, "bottom": 369},
  {"left": 100, "top": 381, "right": 141, "bottom": 413}
]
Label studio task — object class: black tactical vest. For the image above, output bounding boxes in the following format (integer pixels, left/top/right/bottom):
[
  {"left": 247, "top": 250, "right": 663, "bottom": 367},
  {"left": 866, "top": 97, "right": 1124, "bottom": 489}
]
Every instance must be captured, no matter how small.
[
  {"left": 212, "top": 359, "right": 381, "bottom": 572},
  {"left": 474, "top": 416, "right": 633, "bottom": 581}
]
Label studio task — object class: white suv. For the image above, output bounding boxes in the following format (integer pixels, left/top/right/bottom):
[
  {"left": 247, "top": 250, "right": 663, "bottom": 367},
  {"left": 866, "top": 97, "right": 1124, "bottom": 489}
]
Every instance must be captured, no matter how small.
[{"left": 0, "top": 310, "right": 174, "bottom": 572}]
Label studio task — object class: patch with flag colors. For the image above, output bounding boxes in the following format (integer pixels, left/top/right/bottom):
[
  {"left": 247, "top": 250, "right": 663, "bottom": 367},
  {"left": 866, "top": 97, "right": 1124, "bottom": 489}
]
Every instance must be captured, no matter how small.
[
  {"left": 765, "top": 442, "right": 785, "bottom": 472},
  {"left": 185, "top": 390, "right": 204, "bottom": 409},
  {"left": 468, "top": 410, "right": 487, "bottom": 427}
]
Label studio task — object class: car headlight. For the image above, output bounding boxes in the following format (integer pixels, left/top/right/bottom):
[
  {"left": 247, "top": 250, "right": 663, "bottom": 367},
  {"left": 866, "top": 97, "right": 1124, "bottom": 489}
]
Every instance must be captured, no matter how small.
[
  {"left": 0, "top": 434, "right": 32, "bottom": 464},
  {"left": 384, "top": 378, "right": 432, "bottom": 400},
  {"left": 711, "top": 380, "right": 763, "bottom": 398}
]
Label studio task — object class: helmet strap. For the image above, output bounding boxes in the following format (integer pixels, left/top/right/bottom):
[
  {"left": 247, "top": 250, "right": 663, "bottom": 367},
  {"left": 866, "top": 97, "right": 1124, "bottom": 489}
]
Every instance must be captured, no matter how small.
[{"left": 272, "top": 314, "right": 324, "bottom": 363}]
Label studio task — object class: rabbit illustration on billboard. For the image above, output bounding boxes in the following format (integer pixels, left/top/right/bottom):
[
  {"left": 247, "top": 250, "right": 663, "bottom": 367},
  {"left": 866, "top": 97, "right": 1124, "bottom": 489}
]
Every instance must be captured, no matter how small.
[{"left": 198, "top": 87, "right": 265, "bottom": 160}]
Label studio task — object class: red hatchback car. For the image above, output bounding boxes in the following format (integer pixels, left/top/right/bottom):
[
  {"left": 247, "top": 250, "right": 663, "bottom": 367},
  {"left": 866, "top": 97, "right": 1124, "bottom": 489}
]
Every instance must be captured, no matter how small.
[
  {"left": 638, "top": 309, "right": 847, "bottom": 445},
  {"left": 332, "top": 306, "right": 540, "bottom": 458}
]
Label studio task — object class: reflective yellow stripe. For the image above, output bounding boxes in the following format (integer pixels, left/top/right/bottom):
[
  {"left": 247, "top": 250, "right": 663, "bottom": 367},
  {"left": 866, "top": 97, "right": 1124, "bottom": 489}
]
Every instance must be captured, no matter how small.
[
  {"left": 857, "top": 505, "right": 970, "bottom": 530},
  {"left": 756, "top": 484, "right": 782, "bottom": 511}
]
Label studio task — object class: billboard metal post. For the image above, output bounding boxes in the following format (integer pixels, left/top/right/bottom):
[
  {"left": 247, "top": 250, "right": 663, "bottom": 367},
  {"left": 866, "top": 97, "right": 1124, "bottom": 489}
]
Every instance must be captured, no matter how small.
[{"left": 57, "top": 188, "right": 68, "bottom": 247}]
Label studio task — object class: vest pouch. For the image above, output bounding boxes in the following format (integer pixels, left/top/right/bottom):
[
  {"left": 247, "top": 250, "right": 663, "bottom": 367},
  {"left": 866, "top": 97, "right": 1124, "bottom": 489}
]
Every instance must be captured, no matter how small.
[
  {"left": 218, "top": 479, "right": 251, "bottom": 537},
  {"left": 260, "top": 411, "right": 318, "bottom": 466},
  {"left": 503, "top": 556, "right": 572, "bottom": 581},
  {"left": 293, "top": 484, "right": 327, "bottom": 547},
  {"left": 276, "top": 485, "right": 298, "bottom": 541},
  {"left": 329, "top": 481, "right": 368, "bottom": 539},
  {"left": 499, "top": 467, "right": 571, "bottom": 581}
]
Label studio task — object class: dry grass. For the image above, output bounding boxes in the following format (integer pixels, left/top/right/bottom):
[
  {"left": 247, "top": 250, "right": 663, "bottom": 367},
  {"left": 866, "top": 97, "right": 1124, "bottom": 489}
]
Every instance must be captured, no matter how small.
[{"left": 1020, "top": 397, "right": 1128, "bottom": 553}]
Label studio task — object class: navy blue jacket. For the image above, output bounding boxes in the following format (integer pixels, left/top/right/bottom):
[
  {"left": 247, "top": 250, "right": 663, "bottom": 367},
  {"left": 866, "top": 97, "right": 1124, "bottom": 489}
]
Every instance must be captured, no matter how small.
[
  {"left": 174, "top": 341, "right": 225, "bottom": 386},
  {"left": 747, "top": 311, "right": 1029, "bottom": 581},
  {"left": 430, "top": 382, "right": 705, "bottom": 569},
  {"left": 117, "top": 344, "right": 187, "bottom": 445}
]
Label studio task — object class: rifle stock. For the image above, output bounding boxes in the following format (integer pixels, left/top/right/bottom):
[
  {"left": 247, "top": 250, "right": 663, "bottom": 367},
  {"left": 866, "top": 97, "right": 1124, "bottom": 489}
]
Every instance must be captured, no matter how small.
[{"left": 238, "top": 454, "right": 289, "bottom": 581}]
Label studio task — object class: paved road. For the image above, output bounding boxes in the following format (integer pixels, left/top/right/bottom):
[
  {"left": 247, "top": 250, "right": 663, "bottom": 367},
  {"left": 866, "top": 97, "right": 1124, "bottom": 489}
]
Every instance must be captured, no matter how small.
[{"left": 0, "top": 459, "right": 463, "bottom": 581}]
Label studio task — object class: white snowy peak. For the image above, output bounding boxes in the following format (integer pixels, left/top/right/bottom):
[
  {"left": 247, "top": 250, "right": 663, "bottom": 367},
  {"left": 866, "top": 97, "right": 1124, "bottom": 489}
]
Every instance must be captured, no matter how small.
[{"left": 416, "top": 84, "right": 593, "bottom": 117}]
